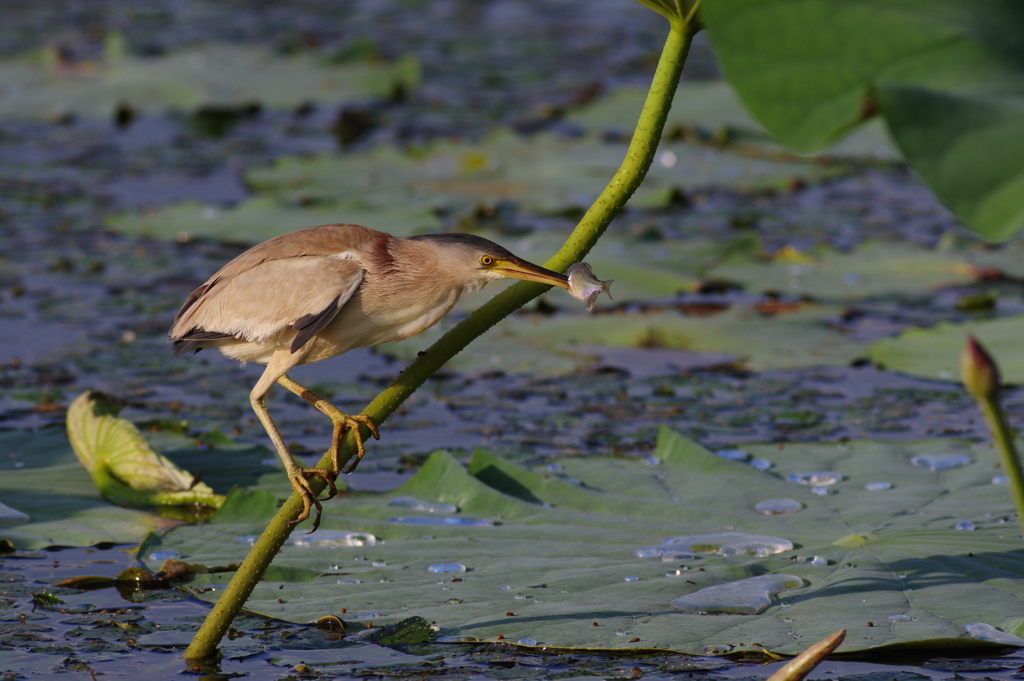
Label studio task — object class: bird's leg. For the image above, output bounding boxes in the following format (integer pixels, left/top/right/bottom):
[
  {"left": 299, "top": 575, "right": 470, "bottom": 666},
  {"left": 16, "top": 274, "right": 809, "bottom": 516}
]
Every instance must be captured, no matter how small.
[
  {"left": 276, "top": 374, "right": 380, "bottom": 475},
  {"left": 250, "top": 391, "right": 335, "bottom": 532}
]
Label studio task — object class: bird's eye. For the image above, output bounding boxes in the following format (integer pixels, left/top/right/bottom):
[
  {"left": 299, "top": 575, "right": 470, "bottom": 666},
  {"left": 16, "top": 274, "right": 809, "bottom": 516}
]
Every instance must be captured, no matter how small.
[{"left": 480, "top": 255, "right": 494, "bottom": 266}]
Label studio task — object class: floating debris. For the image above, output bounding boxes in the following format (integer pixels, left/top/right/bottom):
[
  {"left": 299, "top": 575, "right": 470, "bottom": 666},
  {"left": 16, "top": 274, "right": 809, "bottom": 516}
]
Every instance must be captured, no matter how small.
[
  {"left": 372, "top": 561, "right": 387, "bottom": 567},
  {"left": 992, "top": 475, "right": 1011, "bottom": 485},
  {"left": 888, "top": 614, "right": 913, "bottom": 622},
  {"left": 390, "top": 517, "right": 493, "bottom": 526},
  {"left": 786, "top": 471, "right": 841, "bottom": 486},
  {"left": 517, "top": 637, "right": 538, "bottom": 646},
  {"left": 336, "top": 578, "right": 361, "bottom": 585},
  {"left": 910, "top": 454, "right": 970, "bottom": 471},
  {"left": 955, "top": 521, "right": 976, "bottom": 531},
  {"left": 624, "top": 576, "right": 640, "bottom": 582},
  {"left": 714, "top": 448, "right": 750, "bottom": 463},
  {"left": 290, "top": 531, "right": 377, "bottom": 548},
  {"left": 387, "top": 496, "right": 457, "bottom": 515},
  {"left": 671, "top": 574, "right": 804, "bottom": 615},
  {"left": 428, "top": 563, "right": 467, "bottom": 574},
  {"left": 148, "top": 550, "right": 180, "bottom": 561},
  {"left": 965, "top": 622, "right": 1024, "bottom": 645},
  {"left": 663, "top": 532, "right": 793, "bottom": 557},
  {"left": 811, "top": 486, "right": 833, "bottom": 496},
  {"left": 754, "top": 498, "right": 802, "bottom": 515},
  {"left": 865, "top": 481, "right": 892, "bottom": 491},
  {"left": 749, "top": 458, "right": 773, "bottom": 471}
]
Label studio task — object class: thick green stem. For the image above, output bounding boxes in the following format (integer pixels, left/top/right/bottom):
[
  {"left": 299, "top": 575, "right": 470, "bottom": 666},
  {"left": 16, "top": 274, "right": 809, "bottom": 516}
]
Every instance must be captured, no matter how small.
[
  {"left": 185, "top": 18, "right": 694, "bottom": 660},
  {"left": 978, "top": 396, "right": 1024, "bottom": 538}
]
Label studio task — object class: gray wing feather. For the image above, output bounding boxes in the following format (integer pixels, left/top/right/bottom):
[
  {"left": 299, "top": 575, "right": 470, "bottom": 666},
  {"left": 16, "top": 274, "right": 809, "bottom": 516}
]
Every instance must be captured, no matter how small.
[{"left": 170, "top": 256, "right": 364, "bottom": 351}]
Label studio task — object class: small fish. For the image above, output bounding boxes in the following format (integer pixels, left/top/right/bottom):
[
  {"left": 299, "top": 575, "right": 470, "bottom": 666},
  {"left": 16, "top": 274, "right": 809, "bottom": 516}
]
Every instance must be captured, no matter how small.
[{"left": 567, "top": 262, "right": 613, "bottom": 312}]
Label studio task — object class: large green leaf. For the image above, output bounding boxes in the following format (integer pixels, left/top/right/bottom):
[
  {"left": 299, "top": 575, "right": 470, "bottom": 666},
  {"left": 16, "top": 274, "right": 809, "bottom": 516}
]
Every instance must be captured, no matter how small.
[
  {"left": 868, "top": 315, "right": 1024, "bottom": 384},
  {"left": 0, "top": 44, "right": 419, "bottom": 120},
  {"left": 141, "top": 428, "right": 1024, "bottom": 654},
  {"left": 702, "top": 0, "right": 1024, "bottom": 240}
]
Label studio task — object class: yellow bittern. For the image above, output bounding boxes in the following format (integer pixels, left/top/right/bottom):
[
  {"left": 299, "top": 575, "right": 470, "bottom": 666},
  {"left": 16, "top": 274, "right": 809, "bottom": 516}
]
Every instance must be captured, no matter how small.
[{"left": 168, "top": 223, "right": 574, "bottom": 527}]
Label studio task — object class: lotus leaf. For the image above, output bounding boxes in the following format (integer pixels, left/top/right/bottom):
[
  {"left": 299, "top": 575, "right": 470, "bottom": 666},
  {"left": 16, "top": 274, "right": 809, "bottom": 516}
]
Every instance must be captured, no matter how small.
[
  {"left": 868, "top": 316, "right": 1024, "bottom": 384},
  {"left": 0, "top": 44, "right": 419, "bottom": 120},
  {"left": 702, "top": 0, "right": 1024, "bottom": 240},
  {"left": 243, "top": 131, "right": 837, "bottom": 214},
  {"left": 384, "top": 304, "right": 865, "bottom": 374},
  {"left": 708, "top": 241, "right": 1006, "bottom": 301},
  {"left": 139, "top": 428, "right": 1023, "bottom": 654}
]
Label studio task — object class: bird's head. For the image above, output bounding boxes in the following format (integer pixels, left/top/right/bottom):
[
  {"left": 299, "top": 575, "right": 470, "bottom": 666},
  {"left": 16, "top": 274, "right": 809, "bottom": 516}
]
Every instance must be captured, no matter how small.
[{"left": 407, "top": 233, "right": 570, "bottom": 291}]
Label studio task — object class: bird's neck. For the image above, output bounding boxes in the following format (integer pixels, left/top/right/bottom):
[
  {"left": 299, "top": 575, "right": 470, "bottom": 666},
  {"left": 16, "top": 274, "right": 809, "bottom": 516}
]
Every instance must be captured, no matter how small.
[{"left": 365, "top": 236, "right": 475, "bottom": 313}]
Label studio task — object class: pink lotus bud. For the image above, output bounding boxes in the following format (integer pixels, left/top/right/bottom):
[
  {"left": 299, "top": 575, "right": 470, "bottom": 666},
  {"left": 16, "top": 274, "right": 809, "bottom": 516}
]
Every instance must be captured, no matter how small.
[{"left": 961, "top": 335, "right": 1000, "bottom": 399}]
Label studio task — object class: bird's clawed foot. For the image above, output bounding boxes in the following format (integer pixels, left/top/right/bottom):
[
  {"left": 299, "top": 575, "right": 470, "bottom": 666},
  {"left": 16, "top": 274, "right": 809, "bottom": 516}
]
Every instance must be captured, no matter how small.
[
  {"left": 288, "top": 466, "right": 340, "bottom": 532},
  {"left": 328, "top": 414, "right": 380, "bottom": 475}
]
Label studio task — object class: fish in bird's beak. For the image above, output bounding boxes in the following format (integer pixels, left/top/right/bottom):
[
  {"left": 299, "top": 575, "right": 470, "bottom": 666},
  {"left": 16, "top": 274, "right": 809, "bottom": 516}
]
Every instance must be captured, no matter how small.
[
  {"left": 493, "top": 257, "right": 571, "bottom": 289},
  {"left": 566, "top": 262, "right": 613, "bottom": 312},
  {"left": 494, "top": 258, "right": 613, "bottom": 312}
]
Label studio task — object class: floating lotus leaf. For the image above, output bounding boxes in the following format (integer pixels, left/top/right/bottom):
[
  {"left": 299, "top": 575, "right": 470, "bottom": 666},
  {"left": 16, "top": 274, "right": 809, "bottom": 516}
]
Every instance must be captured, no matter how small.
[
  {"left": 0, "top": 426, "right": 178, "bottom": 550},
  {"left": 243, "top": 131, "right": 837, "bottom": 214},
  {"left": 140, "top": 428, "right": 1024, "bottom": 654},
  {"left": 707, "top": 241, "right": 1015, "bottom": 301},
  {"left": 0, "top": 409, "right": 274, "bottom": 550},
  {"left": 868, "top": 316, "right": 1024, "bottom": 384},
  {"left": 105, "top": 196, "right": 442, "bottom": 244},
  {"left": 0, "top": 43, "right": 419, "bottom": 120},
  {"left": 384, "top": 304, "right": 865, "bottom": 375}
]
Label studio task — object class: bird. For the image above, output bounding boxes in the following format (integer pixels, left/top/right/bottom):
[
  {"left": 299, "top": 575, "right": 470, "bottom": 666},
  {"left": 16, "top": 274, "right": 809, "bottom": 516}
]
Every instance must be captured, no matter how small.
[{"left": 168, "top": 223, "right": 573, "bottom": 528}]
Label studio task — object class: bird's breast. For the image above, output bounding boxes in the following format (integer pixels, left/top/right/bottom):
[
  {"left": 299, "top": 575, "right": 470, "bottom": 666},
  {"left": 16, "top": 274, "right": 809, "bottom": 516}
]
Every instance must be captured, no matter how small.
[{"left": 300, "top": 285, "right": 463, "bottom": 364}]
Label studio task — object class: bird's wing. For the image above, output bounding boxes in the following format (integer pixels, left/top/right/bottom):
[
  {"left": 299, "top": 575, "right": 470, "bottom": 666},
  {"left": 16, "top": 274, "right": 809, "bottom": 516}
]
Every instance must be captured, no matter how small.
[{"left": 169, "top": 255, "right": 364, "bottom": 353}]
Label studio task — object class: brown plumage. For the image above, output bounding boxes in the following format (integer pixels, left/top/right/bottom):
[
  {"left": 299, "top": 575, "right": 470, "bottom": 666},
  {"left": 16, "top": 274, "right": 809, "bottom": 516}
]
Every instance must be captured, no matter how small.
[{"left": 169, "top": 223, "right": 570, "bottom": 529}]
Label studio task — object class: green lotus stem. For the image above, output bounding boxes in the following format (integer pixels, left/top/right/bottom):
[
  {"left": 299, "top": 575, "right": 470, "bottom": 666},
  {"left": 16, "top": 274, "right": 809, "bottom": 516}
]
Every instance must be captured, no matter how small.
[
  {"left": 961, "top": 335, "right": 1024, "bottom": 538},
  {"left": 184, "top": 15, "right": 696, "bottom": 660},
  {"left": 978, "top": 398, "right": 1024, "bottom": 537}
]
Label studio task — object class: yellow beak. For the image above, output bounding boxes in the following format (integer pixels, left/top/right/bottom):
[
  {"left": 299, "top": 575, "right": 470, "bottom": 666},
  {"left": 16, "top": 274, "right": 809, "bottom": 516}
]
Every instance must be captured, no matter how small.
[{"left": 493, "top": 258, "right": 570, "bottom": 289}]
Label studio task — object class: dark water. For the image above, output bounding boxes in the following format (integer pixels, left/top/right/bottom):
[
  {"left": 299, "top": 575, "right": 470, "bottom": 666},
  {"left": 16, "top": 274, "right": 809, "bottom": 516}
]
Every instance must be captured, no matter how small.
[{"left": 1, "top": 1, "right": 1023, "bottom": 678}]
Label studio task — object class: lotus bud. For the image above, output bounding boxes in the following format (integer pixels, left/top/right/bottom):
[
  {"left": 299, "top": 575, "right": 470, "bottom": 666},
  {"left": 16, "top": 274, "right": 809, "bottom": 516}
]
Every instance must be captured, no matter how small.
[
  {"left": 567, "top": 262, "right": 613, "bottom": 312},
  {"left": 961, "top": 334, "right": 1000, "bottom": 399}
]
